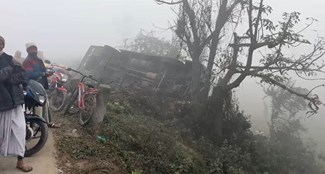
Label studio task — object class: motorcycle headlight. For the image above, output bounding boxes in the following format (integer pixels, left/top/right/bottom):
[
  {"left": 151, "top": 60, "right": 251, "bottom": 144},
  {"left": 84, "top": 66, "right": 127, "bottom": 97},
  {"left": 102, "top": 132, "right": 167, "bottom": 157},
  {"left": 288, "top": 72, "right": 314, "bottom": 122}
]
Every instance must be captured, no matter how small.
[
  {"left": 36, "top": 93, "right": 46, "bottom": 104},
  {"left": 61, "top": 75, "right": 68, "bottom": 82},
  {"left": 61, "top": 77, "right": 68, "bottom": 82},
  {"left": 39, "top": 95, "right": 45, "bottom": 104}
]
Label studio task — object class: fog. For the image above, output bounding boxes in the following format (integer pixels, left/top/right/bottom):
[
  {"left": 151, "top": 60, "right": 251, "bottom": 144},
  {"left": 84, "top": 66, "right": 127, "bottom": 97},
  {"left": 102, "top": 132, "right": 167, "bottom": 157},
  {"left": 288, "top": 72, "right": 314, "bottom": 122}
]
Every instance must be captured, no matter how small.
[
  {"left": 235, "top": 0, "right": 325, "bottom": 152},
  {"left": 1, "top": 0, "right": 325, "bottom": 151},
  {"left": 1, "top": 0, "right": 174, "bottom": 61}
]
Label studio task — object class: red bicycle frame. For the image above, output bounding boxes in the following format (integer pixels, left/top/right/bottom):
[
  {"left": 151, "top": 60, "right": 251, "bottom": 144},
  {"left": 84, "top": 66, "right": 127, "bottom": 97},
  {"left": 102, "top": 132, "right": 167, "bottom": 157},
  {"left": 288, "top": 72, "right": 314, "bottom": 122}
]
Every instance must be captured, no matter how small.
[{"left": 77, "top": 82, "right": 99, "bottom": 110}]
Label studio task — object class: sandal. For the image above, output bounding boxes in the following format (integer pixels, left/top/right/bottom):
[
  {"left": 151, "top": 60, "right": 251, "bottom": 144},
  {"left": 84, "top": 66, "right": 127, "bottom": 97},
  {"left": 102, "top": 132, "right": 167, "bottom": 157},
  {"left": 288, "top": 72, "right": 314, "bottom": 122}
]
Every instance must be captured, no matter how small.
[
  {"left": 48, "top": 122, "right": 62, "bottom": 128},
  {"left": 16, "top": 164, "right": 33, "bottom": 172}
]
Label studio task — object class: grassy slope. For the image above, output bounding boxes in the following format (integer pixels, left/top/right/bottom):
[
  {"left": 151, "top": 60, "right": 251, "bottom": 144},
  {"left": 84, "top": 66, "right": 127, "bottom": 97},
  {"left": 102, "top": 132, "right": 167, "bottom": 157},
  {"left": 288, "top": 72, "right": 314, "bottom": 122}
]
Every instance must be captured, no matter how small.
[{"left": 53, "top": 104, "right": 211, "bottom": 174}]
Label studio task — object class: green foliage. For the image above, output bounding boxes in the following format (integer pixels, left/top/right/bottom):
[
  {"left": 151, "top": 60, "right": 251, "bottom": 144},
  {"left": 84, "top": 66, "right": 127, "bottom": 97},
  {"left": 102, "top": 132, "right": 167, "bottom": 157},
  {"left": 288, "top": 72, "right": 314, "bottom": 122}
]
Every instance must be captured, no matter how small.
[
  {"left": 123, "top": 29, "right": 184, "bottom": 59},
  {"left": 57, "top": 83, "right": 325, "bottom": 174},
  {"left": 132, "top": 170, "right": 142, "bottom": 174},
  {"left": 261, "top": 85, "right": 325, "bottom": 174},
  {"left": 107, "top": 101, "right": 130, "bottom": 114},
  {"left": 98, "top": 110, "right": 209, "bottom": 174},
  {"left": 57, "top": 138, "right": 98, "bottom": 160}
]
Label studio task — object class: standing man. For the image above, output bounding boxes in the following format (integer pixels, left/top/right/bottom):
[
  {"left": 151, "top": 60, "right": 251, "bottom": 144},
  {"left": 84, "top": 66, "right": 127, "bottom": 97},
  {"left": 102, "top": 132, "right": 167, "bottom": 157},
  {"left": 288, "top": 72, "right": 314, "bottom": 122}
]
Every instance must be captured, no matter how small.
[
  {"left": 0, "top": 35, "right": 33, "bottom": 172},
  {"left": 22, "top": 43, "right": 50, "bottom": 89},
  {"left": 22, "top": 43, "right": 60, "bottom": 128}
]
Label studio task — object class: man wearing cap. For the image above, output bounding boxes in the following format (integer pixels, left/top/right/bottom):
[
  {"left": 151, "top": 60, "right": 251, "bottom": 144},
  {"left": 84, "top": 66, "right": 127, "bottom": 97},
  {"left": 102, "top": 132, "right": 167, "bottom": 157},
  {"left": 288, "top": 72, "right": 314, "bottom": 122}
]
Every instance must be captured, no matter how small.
[
  {"left": 22, "top": 43, "right": 61, "bottom": 128},
  {"left": 22, "top": 43, "right": 52, "bottom": 89},
  {"left": 0, "top": 35, "right": 33, "bottom": 172}
]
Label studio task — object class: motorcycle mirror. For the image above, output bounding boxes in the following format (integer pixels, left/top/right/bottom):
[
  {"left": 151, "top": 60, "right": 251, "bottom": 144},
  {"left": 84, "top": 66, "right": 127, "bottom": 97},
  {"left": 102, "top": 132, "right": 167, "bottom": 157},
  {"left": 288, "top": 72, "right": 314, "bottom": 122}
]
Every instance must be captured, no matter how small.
[
  {"left": 66, "top": 67, "right": 72, "bottom": 71},
  {"left": 44, "top": 60, "right": 51, "bottom": 64}
]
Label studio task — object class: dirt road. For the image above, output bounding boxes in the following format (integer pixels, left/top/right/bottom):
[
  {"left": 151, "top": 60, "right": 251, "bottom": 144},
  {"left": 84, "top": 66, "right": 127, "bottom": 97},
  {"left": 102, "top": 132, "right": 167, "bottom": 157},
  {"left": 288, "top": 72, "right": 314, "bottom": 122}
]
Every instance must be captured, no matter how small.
[{"left": 0, "top": 131, "right": 58, "bottom": 174}]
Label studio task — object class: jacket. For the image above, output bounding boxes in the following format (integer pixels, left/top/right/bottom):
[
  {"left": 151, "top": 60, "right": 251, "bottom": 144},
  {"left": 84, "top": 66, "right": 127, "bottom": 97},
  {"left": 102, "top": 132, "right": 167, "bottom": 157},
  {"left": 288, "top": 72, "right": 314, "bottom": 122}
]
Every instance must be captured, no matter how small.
[
  {"left": 23, "top": 55, "right": 48, "bottom": 89},
  {"left": 0, "top": 53, "right": 26, "bottom": 112}
]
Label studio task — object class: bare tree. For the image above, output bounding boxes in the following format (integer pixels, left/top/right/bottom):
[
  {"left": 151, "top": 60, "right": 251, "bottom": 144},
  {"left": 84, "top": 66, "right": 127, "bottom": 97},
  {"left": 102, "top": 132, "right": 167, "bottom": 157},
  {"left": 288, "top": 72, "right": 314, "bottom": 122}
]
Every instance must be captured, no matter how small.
[
  {"left": 156, "top": 0, "right": 245, "bottom": 104},
  {"left": 156, "top": 0, "right": 325, "bottom": 139}
]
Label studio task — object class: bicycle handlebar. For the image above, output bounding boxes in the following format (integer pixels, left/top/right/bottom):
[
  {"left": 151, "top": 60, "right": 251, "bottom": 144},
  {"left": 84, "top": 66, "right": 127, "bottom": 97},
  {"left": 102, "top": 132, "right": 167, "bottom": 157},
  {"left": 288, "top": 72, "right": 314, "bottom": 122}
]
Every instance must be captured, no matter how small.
[{"left": 66, "top": 68, "right": 98, "bottom": 83}]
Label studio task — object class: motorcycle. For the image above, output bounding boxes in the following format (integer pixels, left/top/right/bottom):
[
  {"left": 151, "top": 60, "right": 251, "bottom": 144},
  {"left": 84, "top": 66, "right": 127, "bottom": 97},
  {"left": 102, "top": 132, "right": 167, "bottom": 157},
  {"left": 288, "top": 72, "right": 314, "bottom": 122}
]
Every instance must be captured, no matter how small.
[
  {"left": 44, "top": 60, "right": 69, "bottom": 112},
  {"left": 24, "top": 80, "right": 49, "bottom": 157},
  {"left": 45, "top": 60, "right": 68, "bottom": 93}
]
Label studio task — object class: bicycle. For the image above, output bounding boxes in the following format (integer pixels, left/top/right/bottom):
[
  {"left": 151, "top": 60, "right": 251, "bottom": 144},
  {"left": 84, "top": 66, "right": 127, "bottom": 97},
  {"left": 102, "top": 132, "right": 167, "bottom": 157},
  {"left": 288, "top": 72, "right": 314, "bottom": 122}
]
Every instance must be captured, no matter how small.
[
  {"left": 47, "top": 62, "right": 69, "bottom": 112},
  {"left": 63, "top": 68, "right": 99, "bottom": 125}
]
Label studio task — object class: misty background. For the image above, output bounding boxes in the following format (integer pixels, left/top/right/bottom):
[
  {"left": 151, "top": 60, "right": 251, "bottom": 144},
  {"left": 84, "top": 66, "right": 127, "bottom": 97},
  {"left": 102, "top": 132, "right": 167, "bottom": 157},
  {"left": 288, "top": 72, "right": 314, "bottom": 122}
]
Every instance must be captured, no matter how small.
[{"left": 1, "top": 0, "right": 324, "bottom": 151}]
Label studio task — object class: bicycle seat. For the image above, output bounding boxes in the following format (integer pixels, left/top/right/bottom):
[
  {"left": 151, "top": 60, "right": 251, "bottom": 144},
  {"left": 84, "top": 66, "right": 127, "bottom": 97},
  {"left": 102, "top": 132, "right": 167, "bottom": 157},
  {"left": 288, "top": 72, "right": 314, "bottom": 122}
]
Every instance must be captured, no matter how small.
[
  {"left": 87, "top": 84, "right": 95, "bottom": 88},
  {"left": 84, "top": 80, "right": 97, "bottom": 88},
  {"left": 99, "top": 84, "right": 111, "bottom": 90}
]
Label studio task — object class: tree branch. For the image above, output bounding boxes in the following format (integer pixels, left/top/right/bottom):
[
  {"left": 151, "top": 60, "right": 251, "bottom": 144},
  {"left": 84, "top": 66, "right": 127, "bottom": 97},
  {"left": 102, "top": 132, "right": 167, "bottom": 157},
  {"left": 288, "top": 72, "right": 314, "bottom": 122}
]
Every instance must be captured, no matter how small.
[
  {"left": 155, "top": 0, "right": 182, "bottom": 5},
  {"left": 247, "top": 0, "right": 254, "bottom": 38},
  {"left": 251, "top": 72, "right": 324, "bottom": 115},
  {"left": 253, "top": 0, "right": 264, "bottom": 41},
  {"left": 229, "top": 42, "right": 269, "bottom": 49},
  {"left": 223, "top": 33, "right": 240, "bottom": 83},
  {"left": 236, "top": 65, "right": 325, "bottom": 73},
  {"left": 182, "top": 0, "right": 201, "bottom": 49}
]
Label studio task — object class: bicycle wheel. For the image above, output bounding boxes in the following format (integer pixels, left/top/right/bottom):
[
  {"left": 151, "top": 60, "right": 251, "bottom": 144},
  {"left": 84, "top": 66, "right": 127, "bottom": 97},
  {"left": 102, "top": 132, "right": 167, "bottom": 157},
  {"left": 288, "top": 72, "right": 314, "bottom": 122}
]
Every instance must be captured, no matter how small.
[
  {"left": 49, "top": 89, "right": 67, "bottom": 112},
  {"left": 79, "top": 94, "right": 97, "bottom": 126},
  {"left": 42, "top": 100, "right": 51, "bottom": 123},
  {"left": 63, "top": 89, "right": 79, "bottom": 115}
]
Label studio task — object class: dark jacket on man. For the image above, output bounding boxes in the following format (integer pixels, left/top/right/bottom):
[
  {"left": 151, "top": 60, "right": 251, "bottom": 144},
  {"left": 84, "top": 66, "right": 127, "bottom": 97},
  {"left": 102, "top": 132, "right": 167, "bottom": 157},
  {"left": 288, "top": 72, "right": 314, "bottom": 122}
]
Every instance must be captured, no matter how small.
[
  {"left": 0, "top": 53, "right": 26, "bottom": 112},
  {"left": 23, "top": 55, "right": 48, "bottom": 89}
]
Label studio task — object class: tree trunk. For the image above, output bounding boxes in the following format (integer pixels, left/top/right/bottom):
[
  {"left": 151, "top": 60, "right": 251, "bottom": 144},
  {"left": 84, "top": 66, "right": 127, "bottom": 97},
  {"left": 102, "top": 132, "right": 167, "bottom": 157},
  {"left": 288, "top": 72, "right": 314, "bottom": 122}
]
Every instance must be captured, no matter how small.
[
  {"left": 198, "top": 85, "right": 231, "bottom": 141},
  {"left": 191, "top": 56, "right": 203, "bottom": 105}
]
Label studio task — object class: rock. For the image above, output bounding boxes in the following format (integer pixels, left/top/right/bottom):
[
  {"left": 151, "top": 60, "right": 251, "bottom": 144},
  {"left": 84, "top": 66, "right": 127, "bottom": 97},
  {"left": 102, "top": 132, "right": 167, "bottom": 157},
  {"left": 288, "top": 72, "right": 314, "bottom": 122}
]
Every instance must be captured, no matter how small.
[
  {"left": 67, "top": 129, "right": 80, "bottom": 138},
  {"left": 91, "top": 85, "right": 111, "bottom": 125},
  {"left": 76, "top": 160, "right": 90, "bottom": 170},
  {"left": 65, "top": 162, "right": 72, "bottom": 168},
  {"left": 58, "top": 169, "right": 64, "bottom": 174}
]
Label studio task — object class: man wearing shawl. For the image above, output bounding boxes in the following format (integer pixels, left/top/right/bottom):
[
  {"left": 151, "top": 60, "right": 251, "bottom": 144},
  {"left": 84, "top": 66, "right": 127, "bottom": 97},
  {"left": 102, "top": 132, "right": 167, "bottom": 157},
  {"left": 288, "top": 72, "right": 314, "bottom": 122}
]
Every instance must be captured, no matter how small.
[
  {"left": 22, "top": 43, "right": 62, "bottom": 128},
  {"left": 0, "top": 35, "right": 33, "bottom": 172},
  {"left": 23, "top": 43, "right": 50, "bottom": 89}
]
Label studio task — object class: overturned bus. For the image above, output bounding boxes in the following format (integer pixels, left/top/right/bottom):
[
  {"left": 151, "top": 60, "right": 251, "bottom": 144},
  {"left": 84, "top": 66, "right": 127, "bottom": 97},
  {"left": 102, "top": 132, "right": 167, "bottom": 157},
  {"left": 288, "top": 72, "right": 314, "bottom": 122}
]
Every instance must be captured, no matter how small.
[{"left": 78, "top": 45, "right": 196, "bottom": 99}]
